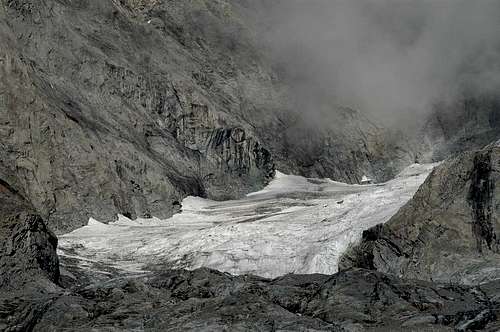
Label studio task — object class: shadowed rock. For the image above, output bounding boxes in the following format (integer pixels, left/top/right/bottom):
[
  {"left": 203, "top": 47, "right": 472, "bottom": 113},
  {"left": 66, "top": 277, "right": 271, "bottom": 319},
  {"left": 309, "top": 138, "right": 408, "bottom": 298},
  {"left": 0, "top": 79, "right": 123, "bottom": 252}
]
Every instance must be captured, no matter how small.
[
  {"left": 0, "top": 179, "right": 59, "bottom": 288},
  {"left": 5, "top": 266, "right": 500, "bottom": 331},
  {"left": 0, "top": 178, "right": 61, "bottom": 331}
]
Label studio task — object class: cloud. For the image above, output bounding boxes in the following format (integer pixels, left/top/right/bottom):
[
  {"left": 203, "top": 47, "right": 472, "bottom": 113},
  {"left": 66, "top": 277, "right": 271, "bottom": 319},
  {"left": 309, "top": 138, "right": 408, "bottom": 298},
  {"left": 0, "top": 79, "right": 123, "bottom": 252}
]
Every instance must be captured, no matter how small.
[{"left": 250, "top": 0, "right": 500, "bottom": 126}]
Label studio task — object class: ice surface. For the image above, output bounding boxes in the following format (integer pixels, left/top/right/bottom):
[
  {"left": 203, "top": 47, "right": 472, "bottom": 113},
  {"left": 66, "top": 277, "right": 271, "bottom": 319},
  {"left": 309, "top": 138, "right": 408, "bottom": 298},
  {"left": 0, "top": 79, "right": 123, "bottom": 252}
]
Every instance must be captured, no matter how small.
[{"left": 58, "top": 163, "right": 437, "bottom": 278}]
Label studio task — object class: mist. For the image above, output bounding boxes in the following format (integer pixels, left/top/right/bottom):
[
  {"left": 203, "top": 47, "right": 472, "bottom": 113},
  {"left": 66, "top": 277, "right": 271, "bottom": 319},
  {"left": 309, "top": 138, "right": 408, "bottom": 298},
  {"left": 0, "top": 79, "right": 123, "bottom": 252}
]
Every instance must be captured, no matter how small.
[{"left": 248, "top": 0, "right": 500, "bottom": 127}]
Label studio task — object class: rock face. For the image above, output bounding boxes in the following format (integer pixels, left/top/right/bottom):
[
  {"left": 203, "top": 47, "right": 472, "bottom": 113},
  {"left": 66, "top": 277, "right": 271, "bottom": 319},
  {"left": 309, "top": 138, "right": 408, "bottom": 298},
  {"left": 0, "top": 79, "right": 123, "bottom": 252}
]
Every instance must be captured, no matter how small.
[
  {"left": 0, "top": 0, "right": 420, "bottom": 233},
  {"left": 0, "top": 0, "right": 277, "bottom": 233},
  {"left": 0, "top": 178, "right": 62, "bottom": 332},
  {"left": 420, "top": 97, "right": 500, "bottom": 162},
  {"left": 262, "top": 107, "right": 418, "bottom": 184},
  {"left": 0, "top": 178, "right": 59, "bottom": 289},
  {"left": 340, "top": 145, "right": 500, "bottom": 285}
]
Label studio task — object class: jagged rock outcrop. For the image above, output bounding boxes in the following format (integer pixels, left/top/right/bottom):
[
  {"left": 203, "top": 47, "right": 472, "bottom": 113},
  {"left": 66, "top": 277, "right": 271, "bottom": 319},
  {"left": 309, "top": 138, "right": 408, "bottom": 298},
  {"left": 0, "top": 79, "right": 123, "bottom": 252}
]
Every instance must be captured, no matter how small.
[
  {"left": 0, "top": 178, "right": 62, "bottom": 331},
  {"left": 265, "top": 107, "right": 417, "bottom": 183},
  {"left": 340, "top": 144, "right": 500, "bottom": 285},
  {"left": 0, "top": 179, "right": 59, "bottom": 288}
]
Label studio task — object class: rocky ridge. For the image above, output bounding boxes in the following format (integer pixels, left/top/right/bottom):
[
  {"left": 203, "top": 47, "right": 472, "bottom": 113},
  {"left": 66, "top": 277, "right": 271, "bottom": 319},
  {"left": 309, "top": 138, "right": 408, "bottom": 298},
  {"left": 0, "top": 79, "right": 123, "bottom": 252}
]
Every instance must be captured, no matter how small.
[{"left": 340, "top": 145, "right": 500, "bottom": 286}]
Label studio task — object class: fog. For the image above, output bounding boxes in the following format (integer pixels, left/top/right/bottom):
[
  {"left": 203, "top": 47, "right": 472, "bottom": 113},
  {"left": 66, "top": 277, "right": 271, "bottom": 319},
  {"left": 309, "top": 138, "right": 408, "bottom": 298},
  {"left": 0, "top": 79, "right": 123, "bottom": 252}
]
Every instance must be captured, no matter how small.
[{"left": 249, "top": 0, "right": 500, "bottom": 127}]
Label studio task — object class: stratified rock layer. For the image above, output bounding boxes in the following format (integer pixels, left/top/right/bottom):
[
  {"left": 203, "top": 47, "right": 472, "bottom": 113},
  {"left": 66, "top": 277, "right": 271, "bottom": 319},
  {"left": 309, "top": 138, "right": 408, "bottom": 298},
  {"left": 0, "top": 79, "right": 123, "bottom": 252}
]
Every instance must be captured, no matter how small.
[
  {"left": 0, "top": 0, "right": 419, "bottom": 233},
  {"left": 0, "top": 0, "right": 276, "bottom": 233}
]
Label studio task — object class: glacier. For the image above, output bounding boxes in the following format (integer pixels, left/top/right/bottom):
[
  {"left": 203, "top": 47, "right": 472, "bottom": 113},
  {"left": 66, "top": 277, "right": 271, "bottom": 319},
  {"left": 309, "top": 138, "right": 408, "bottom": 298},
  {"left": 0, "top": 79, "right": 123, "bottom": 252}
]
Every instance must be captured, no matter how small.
[{"left": 58, "top": 163, "right": 436, "bottom": 279}]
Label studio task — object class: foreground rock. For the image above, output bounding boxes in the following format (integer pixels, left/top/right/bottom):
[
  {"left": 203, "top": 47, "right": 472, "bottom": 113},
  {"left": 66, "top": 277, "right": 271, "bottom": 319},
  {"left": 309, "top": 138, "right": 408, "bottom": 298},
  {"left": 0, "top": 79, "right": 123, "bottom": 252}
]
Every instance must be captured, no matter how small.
[
  {"left": 0, "top": 178, "right": 59, "bottom": 288},
  {"left": 0, "top": 178, "right": 61, "bottom": 331},
  {"left": 341, "top": 145, "right": 500, "bottom": 285},
  {"left": 3, "top": 266, "right": 498, "bottom": 331}
]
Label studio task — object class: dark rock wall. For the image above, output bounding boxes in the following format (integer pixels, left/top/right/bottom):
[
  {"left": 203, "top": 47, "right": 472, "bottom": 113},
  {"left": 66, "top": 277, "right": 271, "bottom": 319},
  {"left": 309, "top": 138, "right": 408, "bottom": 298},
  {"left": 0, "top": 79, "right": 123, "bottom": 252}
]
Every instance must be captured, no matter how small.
[
  {"left": 0, "top": 0, "right": 277, "bottom": 233},
  {"left": 0, "top": 179, "right": 59, "bottom": 289},
  {"left": 3, "top": 264, "right": 499, "bottom": 331},
  {"left": 468, "top": 151, "right": 497, "bottom": 253}
]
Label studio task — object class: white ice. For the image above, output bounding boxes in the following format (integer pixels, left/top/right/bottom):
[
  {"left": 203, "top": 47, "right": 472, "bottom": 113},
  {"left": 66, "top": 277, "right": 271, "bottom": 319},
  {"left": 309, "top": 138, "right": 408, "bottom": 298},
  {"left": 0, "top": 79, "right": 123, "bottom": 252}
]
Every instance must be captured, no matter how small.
[{"left": 58, "top": 163, "right": 436, "bottom": 278}]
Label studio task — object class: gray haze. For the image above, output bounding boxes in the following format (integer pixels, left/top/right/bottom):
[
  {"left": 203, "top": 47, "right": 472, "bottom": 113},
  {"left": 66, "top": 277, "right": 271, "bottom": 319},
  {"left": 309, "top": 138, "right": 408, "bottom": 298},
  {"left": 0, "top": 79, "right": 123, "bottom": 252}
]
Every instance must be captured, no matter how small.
[{"left": 248, "top": 0, "right": 500, "bottom": 126}]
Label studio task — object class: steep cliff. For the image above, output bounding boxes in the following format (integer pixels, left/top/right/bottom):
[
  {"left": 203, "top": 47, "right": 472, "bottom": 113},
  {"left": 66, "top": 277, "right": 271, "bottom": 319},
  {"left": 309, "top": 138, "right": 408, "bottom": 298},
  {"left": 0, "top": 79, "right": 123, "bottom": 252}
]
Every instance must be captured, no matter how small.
[
  {"left": 0, "top": 0, "right": 277, "bottom": 233},
  {"left": 0, "top": 0, "right": 419, "bottom": 233},
  {"left": 0, "top": 177, "right": 62, "bottom": 331}
]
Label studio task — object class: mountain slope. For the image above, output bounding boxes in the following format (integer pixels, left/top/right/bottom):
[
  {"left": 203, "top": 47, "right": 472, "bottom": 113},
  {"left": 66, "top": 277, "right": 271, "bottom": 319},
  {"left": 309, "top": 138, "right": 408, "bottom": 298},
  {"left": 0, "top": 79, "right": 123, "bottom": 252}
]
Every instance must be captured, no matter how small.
[
  {"left": 341, "top": 144, "right": 500, "bottom": 285},
  {"left": 0, "top": 0, "right": 418, "bottom": 233},
  {"left": 1, "top": 0, "right": 276, "bottom": 233}
]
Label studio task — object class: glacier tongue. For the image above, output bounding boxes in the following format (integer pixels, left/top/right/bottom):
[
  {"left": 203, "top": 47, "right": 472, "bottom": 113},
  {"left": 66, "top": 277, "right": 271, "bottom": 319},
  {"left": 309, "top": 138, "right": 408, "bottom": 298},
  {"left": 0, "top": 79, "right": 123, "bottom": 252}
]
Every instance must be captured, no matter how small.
[{"left": 58, "top": 163, "right": 437, "bottom": 278}]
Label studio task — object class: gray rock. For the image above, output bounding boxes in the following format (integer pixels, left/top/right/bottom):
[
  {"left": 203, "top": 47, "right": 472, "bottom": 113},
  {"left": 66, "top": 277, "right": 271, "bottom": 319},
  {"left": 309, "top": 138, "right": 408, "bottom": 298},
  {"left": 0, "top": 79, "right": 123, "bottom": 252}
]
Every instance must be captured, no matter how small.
[
  {"left": 0, "top": 178, "right": 59, "bottom": 288},
  {"left": 0, "top": 0, "right": 419, "bottom": 234},
  {"left": 0, "top": 178, "right": 62, "bottom": 332},
  {"left": 3, "top": 266, "right": 498, "bottom": 331},
  {"left": 0, "top": 0, "right": 276, "bottom": 233},
  {"left": 340, "top": 144, "right": 500, "bottom": 285},
  {"left": 419, "top": 97, "right": 500, "bottom": 162}
]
